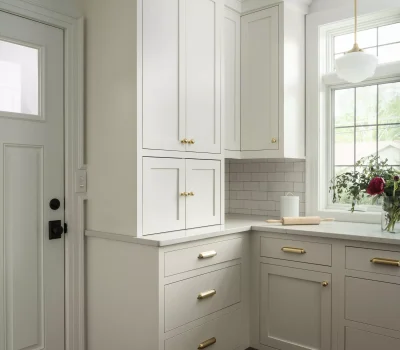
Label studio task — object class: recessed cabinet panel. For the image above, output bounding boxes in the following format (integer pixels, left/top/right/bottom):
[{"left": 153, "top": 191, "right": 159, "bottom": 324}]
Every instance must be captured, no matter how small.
[
  {"left": 345, "top": 327, "right": 400, "bottom": 350},
  {"left": 142, "top": 0, "right": 184, "bottom": 151},
  {"left": 224, "top": 8, "right": 240, "bottom": 151},
  {"left": 260, "top": 264, "right": 331, "bottom": 350},
  {"left": 185, "top": 0, "right": 221, "bottom": 154},
  {"left": 186, "top": 159, "right": 221, "bottom": 229},
  {"left": 241, "top": 6, "right": 279, "bottom": 151},
  {"left": 345, "top": 277, "right": 400, "bottom": 332},
  {"left": 142, "top": 158, "right": 185, "bottom": 235}
]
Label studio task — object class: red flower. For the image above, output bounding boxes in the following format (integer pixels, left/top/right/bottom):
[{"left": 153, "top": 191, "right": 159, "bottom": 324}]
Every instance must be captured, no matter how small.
[{"left": 366, "top": 177, "right": 385, "bottom": 196}]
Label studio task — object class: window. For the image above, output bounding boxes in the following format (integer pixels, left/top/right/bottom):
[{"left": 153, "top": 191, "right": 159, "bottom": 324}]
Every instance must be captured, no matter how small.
[
  {"left": 334, "top": 23, "right": 400, "bottom": 65},
  {"left": 333, "top": 81, "right": 400, "bottom": 205}
]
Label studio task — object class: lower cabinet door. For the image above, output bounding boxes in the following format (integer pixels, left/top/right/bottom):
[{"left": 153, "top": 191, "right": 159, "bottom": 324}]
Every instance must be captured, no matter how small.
[
  {"left": 165, "top": 308, "right": 241, "bottom": 350},
  {"left": 345, "top": 327, "right": 400, "bottom": 350},
  {"left": 142, "top": 157, "right": 186, "bottom": 235},
  {"left": 260, "top": 264, "right": 331, "bottom": 350},
  {"left": 186, "top": 159, "right": 221, "bottom": 229}
]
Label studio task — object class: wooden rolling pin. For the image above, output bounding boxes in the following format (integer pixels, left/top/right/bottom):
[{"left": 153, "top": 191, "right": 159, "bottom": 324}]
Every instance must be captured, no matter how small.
[{"left": 266, "top": 216, "right": 335, "bottom": 225}]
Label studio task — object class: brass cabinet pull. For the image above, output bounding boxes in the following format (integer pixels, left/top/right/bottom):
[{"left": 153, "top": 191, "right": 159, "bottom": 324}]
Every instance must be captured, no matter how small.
[
  {"left": 322, "top": 281, "right": 329, "bottom": 287},
  {"left": 188, "top": 192, "right": 195, "bottom": 196},
  {"left": 198, "top": 250, "right": 217, "bottom": 259},
  {"left": 180, "top": 192, "right": 188, "bottom": 197},
  {"left": 198, "top": 337, "right": 216, "bottom": 349},
  {"left": 271, "top": 138, "right": 277, "bottom": 143},
  {"left": 188, "top": 139, "right": 195, "bottom": 144},
  {"left": 281, "top": 247, "right": 306, "bottom": 254},
  {"left": 370, "top": 258, "right": 400, "bottom": 267},
  {"left": 197, "top": 289, "right": 216, "bottom": 300},
  {"left": 181, "top": 138, "right": 189, "bottom": 144}
]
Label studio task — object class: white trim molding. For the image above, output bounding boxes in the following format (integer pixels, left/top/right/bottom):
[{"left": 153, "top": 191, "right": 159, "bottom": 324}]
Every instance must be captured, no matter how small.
[
  {"left": 306, "top": 1, "right": 400, "bottom": 224},
  {"left": 0, "top": 2, "right": 86, "bottom": 350},
  {"left": 237, "top": 0, "right": 312, "bottom": 14}
]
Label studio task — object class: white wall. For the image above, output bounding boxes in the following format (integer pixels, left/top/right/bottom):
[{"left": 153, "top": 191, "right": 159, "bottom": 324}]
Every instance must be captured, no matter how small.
[
  {"left": 22, "top": 0, "right": 82, "bottom": 17},
  {"left": 309, "top": 0, "right": 400, "bottom": 14}
]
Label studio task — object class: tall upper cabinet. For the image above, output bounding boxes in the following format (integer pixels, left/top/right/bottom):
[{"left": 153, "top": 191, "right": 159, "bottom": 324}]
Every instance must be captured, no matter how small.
[
  {"left": 85, "top": 0, "right": 224, "bottom": 237},
  {"left": 224, "top": 1, "right": 306, "bottom": 159},
  {"left": 142, "top": 0, "right": 221, "bottom": 154}
]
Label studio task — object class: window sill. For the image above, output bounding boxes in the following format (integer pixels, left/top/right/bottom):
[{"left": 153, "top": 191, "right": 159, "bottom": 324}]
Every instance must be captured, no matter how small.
[{"left": 315, "top": 208, "right": 380, "bottom": 224}]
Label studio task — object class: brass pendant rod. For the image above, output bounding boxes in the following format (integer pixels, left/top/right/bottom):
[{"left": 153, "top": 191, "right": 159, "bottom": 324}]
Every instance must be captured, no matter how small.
[{"left": 354, "top": 0, "right": 358, "bottom": 45}]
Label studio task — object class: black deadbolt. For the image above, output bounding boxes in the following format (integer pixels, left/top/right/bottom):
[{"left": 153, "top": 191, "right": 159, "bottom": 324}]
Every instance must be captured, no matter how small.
[
  {"left": 49, "top": 198, "right": 61, "bottom": 210},
  {"left": 49, "top": 220, "right": 64, "bottom": 240}
]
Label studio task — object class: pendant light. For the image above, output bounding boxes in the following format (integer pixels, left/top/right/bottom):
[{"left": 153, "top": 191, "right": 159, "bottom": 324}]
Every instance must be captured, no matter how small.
[{"left": 335, "top": 0, "right": 378, "bottom": 83}]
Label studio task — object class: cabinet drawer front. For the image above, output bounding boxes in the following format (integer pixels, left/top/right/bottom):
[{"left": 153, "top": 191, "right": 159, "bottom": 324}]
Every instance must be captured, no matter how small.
[
  {"left": 261, "top": 237, "right": 332, "bottom": 266},
  {"left": 164, "top": 265, "right": 241, "bottom": 332},
  {"left": 345, "top": 327, "right": 400, "bottom": 350},
  {"left": 165, "top": 308, "right": 241, "bottom": 350},
  {"left": 165, "top": 238, "right": 242, "bottom": 276},
  {"left": 345, "top": 277, "right": 400, "bottom": 332},
  {"left": 346, "top": 247, "right": 400, "bottom": 276}
]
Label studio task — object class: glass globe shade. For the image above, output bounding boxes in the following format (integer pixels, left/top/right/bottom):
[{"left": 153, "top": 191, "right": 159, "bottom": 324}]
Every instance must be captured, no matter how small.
[{"left": 335, "top": 51, "right": 378, "bottom": 83}]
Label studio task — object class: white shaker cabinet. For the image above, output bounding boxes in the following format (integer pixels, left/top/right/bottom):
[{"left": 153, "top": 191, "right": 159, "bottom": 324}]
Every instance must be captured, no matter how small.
[
  {"left": 142, "top": 158, "right": 221, "bottom": 235},
  {"left": 142, "top": 0, "right": 221, "bottom": 154},
  {"left": 186, "top": 159, "right": 221, "bottom": 229},
  {"left": 224, "top": 7, "right": 241, "bottom": 153},
  {"left": 260, "top": 264, "right": 332, "bottom": 350}
]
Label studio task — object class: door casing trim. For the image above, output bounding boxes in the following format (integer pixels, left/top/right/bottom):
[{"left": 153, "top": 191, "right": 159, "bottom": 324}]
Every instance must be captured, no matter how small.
[{"left": 0, "top": 2, "right": 86, "bottom": 350}]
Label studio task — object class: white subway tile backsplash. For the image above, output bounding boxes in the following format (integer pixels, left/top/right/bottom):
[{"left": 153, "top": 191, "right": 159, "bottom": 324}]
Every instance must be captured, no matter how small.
[{"left": 226, "top": 159, "right": 306, "bottom": 219}]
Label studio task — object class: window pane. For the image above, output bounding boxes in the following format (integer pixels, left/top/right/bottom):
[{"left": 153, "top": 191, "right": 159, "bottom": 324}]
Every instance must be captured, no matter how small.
[
  {"left": 335, "top": 127, "right": 354, "bottom": 165},
  {"left": 356, "top": 126, "right": 377, "bottom": 162},
  {"left": 358, "top": 28, "right": 378, "bottom": 49},
  {"left": 356, "top": 85, "right": 377, "bottom": 126},
  {"left": 335, "top": 88, "right": 354, "bottom": 127},
  {"left": 378, "top": 82, "right": 400, "bottom": 124},
  {"left": 334, "top": 29, "right": 377, "bottom": 54},
  {"left": 334, "top": 33, "right": 353, "bottom": 54},
  {"left": 378, "top": 125, "right": 400, "bottom": 164},
  {"left": 378, "top": 43, "right": 400, "bottom": 64},
  {"left": 0, "top": 40, "right": 39, "bottom": 115},
  {"left": 333, "top": 167, "right": 354, "bottom": 205},
  {"left": 378, "top": 23, "right": 400, "bottom": 46},
  {"left": 363, "top": 47, "right": 378, "bottom": 57}
]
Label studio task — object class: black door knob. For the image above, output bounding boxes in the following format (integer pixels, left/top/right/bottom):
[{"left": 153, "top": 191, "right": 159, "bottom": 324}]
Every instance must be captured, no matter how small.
[
  {"left": 49, "top": 220, "right": 64, "bottom": 240},
  {"left": 49, "top": 198, "right": 61, "bottom": 210}
]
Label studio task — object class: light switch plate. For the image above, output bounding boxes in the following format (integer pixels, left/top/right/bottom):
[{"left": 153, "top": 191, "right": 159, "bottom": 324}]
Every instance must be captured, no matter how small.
[{"left": 75, "top": 169, "right": 87, "bottom": 193}]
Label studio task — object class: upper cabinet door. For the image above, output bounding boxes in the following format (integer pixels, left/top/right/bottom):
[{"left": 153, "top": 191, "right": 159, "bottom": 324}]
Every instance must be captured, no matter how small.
[
  {"left": 142, "top": 0, "right": 185, "bottom": 151},
  {"left": 241, "top": 6, "right": 279, "bottom": 151},
  {"left": 224, "top": 7, "right": 241, "bottom": 151},
  {"left": 185, "top": 0, "right": 221, "bottom": 154},
  {"left": 260, "top": 264, "right": 332, "bottom": 350},
  {"left": 186, "top": 159, "right": 221, "bottom": 229},
  {"left": 142, "top": 158, "right": 186, "bottom": 235}
]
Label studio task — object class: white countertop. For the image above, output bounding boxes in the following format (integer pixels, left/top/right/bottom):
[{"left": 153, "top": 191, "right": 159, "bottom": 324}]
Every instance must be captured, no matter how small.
[{"left": 85, "top": 214, "right": 400, "bottom": 247}]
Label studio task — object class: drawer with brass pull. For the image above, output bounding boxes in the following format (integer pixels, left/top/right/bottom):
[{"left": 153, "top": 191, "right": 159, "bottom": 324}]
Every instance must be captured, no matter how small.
[
  {"left": 164, "top": 265, "right": 241, "bottom": 332},
  {"left": 164, "top": 308, "right": 241, "bottom": 350},
  {"left": 164, "top": 238, "right": 242, "bottom": 277},
  {"left": 346, "top": 247, "right": 400, "bottom": 276},
  {"left": 260, "top": 237, "right": 332, "bottom": 266}
]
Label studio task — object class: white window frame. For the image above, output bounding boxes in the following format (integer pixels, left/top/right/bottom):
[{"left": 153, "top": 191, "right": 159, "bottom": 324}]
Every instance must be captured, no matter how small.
[{"left": 306, "top": 2, "right": 400, "bottom": 223}]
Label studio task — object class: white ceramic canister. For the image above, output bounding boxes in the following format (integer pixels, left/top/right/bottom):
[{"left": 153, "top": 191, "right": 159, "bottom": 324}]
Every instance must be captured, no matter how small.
[{"left": 280, "top": 192, "right": 300, "bottom": 218}]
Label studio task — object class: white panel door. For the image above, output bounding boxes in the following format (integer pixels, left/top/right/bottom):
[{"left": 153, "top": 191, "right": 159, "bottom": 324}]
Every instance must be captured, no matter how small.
[
  {"left": 185, "top": 0, "right": 221, "bottom": 154},
  {"left": 142, "top": 158, "right": 186, "bottom": 235},
  {"left": 241, "top": 6, "right": 279, "bottom": 151},
  {"left": 0, "top": 12, "right": 64, "bottom": 350},
  {"left": 260, "top": 264, "right": 331, "bottom": 350},
  {"left": 186, "top": 159, "right": 221, "bottom": 229},
  {"left": 224, "top": 7, "right": 240, "bottom": 151},
  {"left": 142, "top": 0, "right": 185, "bottom": 151}
]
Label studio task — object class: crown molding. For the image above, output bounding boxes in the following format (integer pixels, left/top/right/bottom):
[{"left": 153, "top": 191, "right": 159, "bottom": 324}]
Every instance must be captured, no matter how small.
[{"left": 239, "top": 0, "right": 312, "bottom": 14}]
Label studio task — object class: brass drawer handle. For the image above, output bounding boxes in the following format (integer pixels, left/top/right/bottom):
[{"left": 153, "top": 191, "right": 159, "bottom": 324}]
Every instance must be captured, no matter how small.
[
  {"left": 198, "top": 250, "right": 217, "bottom": 259},
  {"left": 198, "top": 337, "right": 216, "bottom": 349},
  {"left": 197, "top": 289, "right": 216, "bottom": 300},
  {"left": 281, "top": 247, "right": 306, "bottom": 254},
  {"left": 370, "top": 258, "right": 400, "bottom": 267}
]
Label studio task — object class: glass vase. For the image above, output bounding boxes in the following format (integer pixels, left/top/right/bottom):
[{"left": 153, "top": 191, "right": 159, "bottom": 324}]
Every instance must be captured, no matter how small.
[{"left": 381, "top": 196, "right": 400, "bottom": 233}]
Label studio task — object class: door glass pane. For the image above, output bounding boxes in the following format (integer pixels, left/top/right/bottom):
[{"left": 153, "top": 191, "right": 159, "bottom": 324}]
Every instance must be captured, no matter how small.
[
  {"left": 0, "top": 40, "right": 39, "bottom": 115},
  {"left": 378, "top": 23, "right": 400, "bottom": 46}
]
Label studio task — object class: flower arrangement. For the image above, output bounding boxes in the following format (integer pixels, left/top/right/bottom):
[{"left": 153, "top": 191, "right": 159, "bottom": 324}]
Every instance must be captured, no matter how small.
[{"left": 330, "top": 155, "right": 400, "bottom": 232}]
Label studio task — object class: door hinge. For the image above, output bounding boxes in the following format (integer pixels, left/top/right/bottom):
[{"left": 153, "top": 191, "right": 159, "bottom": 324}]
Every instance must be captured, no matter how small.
[{"left": 64, "top": 222, "right": 68, "bottom": 234}]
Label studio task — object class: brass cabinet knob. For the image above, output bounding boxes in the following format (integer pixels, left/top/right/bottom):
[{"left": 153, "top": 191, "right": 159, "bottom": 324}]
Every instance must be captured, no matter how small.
[
  {"left": 181, "top": 138, "right": 189, "bottom": 144},
  {"left": 180, "top": 192, "right": 188, "bottom": 196},
  {"left": 188, "top": 139, "right": 195, "bottom": 144},
  {"left": 322, "top": 281, "right": 329, "bottom": 287},
  {"left": 188, "top": 192, "right": 195, "bottom": 196},
  {"left": 271, "top": 138, "right": 277, "bottom": 143}
]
